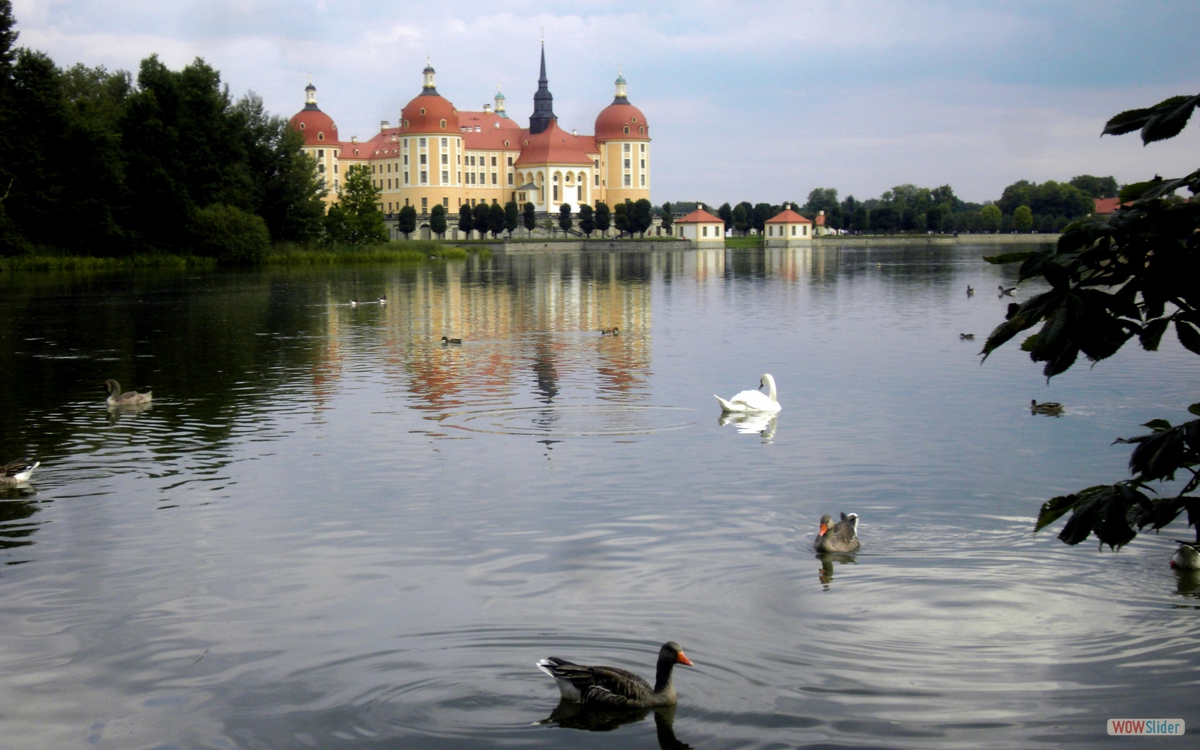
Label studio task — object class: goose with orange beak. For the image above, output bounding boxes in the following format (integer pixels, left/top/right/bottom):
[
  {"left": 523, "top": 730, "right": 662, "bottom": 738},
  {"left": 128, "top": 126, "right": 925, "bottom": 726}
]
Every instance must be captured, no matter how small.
[{"left": 537, "top": 641, "right": 693, "bottom": 708}]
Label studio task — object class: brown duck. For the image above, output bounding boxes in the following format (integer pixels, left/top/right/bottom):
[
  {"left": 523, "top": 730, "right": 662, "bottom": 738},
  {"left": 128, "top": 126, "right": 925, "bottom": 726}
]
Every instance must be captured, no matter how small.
[
  {"left": 813, "top": 512, "right": 860, "bottom": 553},
  {"left": 537, "top": 641, "right": 693, "bottom": 708}
]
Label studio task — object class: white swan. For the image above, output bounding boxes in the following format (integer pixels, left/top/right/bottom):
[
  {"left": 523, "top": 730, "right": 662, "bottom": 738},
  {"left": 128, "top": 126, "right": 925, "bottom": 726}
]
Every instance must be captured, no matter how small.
[{"left": 715, "top": 373, "right": 781, "bottom": 413}]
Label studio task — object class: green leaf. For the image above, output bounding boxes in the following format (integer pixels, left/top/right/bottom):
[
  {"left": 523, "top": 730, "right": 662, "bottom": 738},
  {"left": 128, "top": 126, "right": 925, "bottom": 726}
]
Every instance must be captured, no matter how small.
[
  {"left": 1056, "top": 484, "right": 1143, "bottom": 548},
  {"left": 1140, "top": 95, "right": 1200, "bottom": 144},
  {"left": 1140, "top": 419, "right": 1173, "bottom": 432},
  {"left": 1119, "top": 180, "right": 1161, "bottom": 202},
  {"left": 1189, "top": 403, "right": 1200, "bottom": 418},
  {"left": 1103, "top": 106, "right": 1155, "bottom": 136},
  {"left": 1139, "top": 318, "right": 1170, "bottom": 351},
  {"left": 1035, "top": 495, "right": 1078, "bottom": 532},
  {"left": 1176, "top": 320, "right": 1200, "bottom": 356}
]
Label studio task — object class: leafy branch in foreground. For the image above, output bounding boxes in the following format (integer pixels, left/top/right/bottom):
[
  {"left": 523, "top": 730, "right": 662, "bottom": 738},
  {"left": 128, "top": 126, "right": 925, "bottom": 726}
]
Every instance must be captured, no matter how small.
[{"left": 982, "top": 93, "right": 1200, "bottom": 549}]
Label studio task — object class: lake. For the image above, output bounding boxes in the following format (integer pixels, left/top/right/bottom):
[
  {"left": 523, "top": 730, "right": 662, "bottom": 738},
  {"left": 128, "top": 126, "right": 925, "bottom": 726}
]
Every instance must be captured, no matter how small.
[{"left": 1, "top": 244, "right": 1197, "bottom": 750}]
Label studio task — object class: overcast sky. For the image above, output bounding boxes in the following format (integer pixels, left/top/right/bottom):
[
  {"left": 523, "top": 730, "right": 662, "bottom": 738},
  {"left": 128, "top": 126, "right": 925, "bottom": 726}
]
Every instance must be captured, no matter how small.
[{"left": 10, "top": 0, "right": 1200, "bottom": 206}]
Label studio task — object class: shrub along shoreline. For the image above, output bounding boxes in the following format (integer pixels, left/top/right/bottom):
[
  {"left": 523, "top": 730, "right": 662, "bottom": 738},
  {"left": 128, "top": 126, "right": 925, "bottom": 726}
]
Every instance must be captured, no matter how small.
[{"left": 0, "top": 241, "right": 485, "bottom": 272}]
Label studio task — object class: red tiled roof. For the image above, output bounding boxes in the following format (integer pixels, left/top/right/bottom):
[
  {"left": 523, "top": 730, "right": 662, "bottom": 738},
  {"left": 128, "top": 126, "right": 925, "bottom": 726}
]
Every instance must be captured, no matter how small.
[
  {"left": 1093, "top": 197, "right": 1122, "bottom": 215},
  {"left": 676, "top": 208, "right": 724, "bottom": 224},
  {"left": 765, "top": 208, "right": 812, "bottom": 224},
  {"left": 595, "top": 102, "right": 649, "bottom": 141},
  {"left": 460, "top": 112, "right": 524, "bottom": 150},
  {"left": 288, "top": 109, "right": 338, "bottom": 146},
  {"left": 400, "top": 92, "right": 459, "bottom": 135},
  {"left": 513, "top": 121, "right": 595, "bottom": 166},
  {"left": 815, "top": 213, "right": 826, "bottom": 226}
]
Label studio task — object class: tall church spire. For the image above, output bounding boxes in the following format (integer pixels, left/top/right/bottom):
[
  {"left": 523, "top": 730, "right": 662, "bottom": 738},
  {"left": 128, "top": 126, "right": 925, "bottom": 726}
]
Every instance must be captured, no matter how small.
[{"left": 529, "top": 41, "right": 556, "bottom": 135}]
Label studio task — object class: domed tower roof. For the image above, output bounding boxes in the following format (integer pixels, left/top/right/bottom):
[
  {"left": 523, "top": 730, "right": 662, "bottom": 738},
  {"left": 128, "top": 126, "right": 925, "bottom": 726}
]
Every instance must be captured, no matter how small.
[
  {"left": 288, "top": 77, "right": 339, "bottom": 146},
  {"left": 595, "top": 72, "right": 648, "bottom": 141},
  {"left": 400, "top": 62, "right": 459, "bottom": 134}
]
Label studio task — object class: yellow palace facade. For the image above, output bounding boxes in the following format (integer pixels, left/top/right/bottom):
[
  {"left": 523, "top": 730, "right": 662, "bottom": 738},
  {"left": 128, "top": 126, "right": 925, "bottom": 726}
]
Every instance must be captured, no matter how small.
[{"left": 288, "top": 46, "right": 651, "bottom": 217}]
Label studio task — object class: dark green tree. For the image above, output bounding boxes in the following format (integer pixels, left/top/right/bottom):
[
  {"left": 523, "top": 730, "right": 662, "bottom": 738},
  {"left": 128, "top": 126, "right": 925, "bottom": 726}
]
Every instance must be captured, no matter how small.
[
  {"left": 522, "top": 201, "right": 536, "bottom": 235},
  {"left": 578, "top": 203, "right": 595, "bottom": 237},
  {"left": 594, "top": 201, "right": 611, "bottom": 235},
  {"left": 980, "top": 204, "right": 1002, "bottom": 233},
  {"left": 488, "top": 202, "right": 505, "bottom": 238},
  {"left": 613, "top": 201, "right": 629, "bottom": 237},
  {"left": 190, "top": 202, "right": 269, "bottom": 264},
  {"left": 803, "top": 187, "right": 840, "bottom": 217},
  {"left": 429, "top": 203, "right": 447, "bottom": 238},
  {"left": 558, "top": 203, "right": 573, "bottom": 234},
  {"left": 325, "top": 164, "right": 386, "bottom": 244},
  {"left": 850, "top": 206, "right": 869, "bottom": 233},
  {"left": 732, "top": 203, "right": 749, "bottom": 235},
  {"left": 504, "top": 200, "right": 519, "bottom": 238},
  {"left": 983, "top": 93, "right": 1200, "bottom": 549},
  {"left": 631, "top": 198, "right": 653, "bottom": 236},
  {"left": 751, "top": 203, "right": 773, "bottom": 236},
  {"left": 717, "top": 202, "right": 733, "bottom": 232},
  {"left": 459, "top": 204, "right": 474, "bottom": 236},
  {"left": 660, "top": 202, "right": 674, "bottom": 234},
  {"left": 473, "top": 202, "right": 490, "bottom": 237},
  {"left": 398, "top": 204, "right": 418, "bottom": 239},
  {"left": 870, "top": 206, "right": 899, "bottom": 233},
  {"left": 1069, "top": 174, "right": 1120, "bottom": 199},
  {"left": 1013, "top": 205, "right": 1033, "bottom": 232}
]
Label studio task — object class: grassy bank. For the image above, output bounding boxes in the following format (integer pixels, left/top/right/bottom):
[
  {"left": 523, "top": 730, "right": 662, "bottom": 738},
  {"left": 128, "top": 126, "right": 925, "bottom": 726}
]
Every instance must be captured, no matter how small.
[
  {"left": 1, "top": 240, "right": 488, "bottom": 271},
  {"left": 264, "top": 240, "right": 485, "bottom": 265}
]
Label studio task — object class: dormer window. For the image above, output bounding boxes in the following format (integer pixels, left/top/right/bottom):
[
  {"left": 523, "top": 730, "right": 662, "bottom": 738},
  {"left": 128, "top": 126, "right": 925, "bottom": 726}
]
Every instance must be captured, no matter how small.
[
  {"left": 420, "top": 107, "right": 426, "bottom": 115},
  {"left": 623, "top": 126, "right": 629, "bottom": 135},
  {"left": 318, "top": 132, "right": 325, "bottom": 140},
  {"left": 299, "top": 122, "right": 305, "bottom": 129},
  {"left": 440, "top": 119, "right": 446, "bottom": 128},
  {"left": 632, "top": 116, "right": 637, "bottom": 123}
]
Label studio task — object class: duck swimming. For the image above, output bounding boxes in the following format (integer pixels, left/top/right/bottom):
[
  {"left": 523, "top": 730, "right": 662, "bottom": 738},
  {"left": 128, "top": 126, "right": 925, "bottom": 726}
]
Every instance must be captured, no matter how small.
[
  {"left": 814, "top": 512, "right": 860, "bottom": 553},
  {"left": 715, "top": 373, "right": 781, "bottom": 414},
  {"left": 0, "top": 459, "right": 39, "bottom": 485},
  {"left": 105, "top": 380, "right": 152, "bottom": 407},
  {"left": 1031, "top": 399, "right": 1063, "bottom": 415},
  {"left": 441, "top": 336, "right": 462, "bottom": 345},
  {"left": 537, "top": 641, "right": 693, "bottom": 709},
  {"left": 999, "top": 286, "right": 1016, "bottom": 296},
  {"left": 1171, "top": 542, "right": 1200, "bottom": 570},
  {"left": 601, "top": 327, "right": 620, "bottom": 336}
]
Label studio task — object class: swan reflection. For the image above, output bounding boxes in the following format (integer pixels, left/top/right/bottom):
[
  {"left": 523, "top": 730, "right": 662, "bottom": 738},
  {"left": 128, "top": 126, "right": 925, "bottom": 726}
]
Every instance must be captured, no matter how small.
[
  {"left": 718, "top": 412, "right": 777, "bottom": 442},
  {"left": 539, "top": 700, "right": 691, "bottom": 749}
]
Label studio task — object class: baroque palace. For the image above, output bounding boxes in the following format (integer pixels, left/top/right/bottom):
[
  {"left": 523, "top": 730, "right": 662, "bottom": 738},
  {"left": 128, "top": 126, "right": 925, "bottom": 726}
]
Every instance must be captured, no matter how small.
[{"left": 288, "top": 45, "right": 651, "bottom": 218}]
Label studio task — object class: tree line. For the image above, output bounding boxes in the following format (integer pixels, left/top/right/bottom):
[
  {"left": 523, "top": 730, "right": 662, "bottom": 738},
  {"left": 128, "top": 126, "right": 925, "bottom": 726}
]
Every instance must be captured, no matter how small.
[
  {"left": 0, "top": 0, "right": 326, "bottom": 262},
  {"left": 673, "top": 175, "right": 1124, "bottom": 239}
]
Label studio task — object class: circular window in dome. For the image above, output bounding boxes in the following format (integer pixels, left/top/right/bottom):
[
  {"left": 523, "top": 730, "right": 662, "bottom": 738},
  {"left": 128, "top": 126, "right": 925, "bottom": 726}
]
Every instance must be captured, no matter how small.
[
  {"left": 632, "top": 116, "right": 637, "bottom": 123},
  {"left": 299, "top": 122, "right": 305, "bottom": 129},
  {"left": 420, "top": 107, "right": 426, "bottom": 116}
]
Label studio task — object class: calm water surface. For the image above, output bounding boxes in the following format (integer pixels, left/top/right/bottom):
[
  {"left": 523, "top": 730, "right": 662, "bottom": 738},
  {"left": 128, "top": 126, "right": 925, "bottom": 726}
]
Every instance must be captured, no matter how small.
[{"left": 1, "top": 245, "right": 1197, "bottom": 750}]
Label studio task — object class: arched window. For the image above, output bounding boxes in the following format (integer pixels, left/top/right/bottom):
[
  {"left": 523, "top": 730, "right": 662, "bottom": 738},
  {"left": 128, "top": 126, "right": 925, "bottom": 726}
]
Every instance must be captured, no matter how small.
[
  {"left": 623, "top": 126, "right": 629, "bottom": 135},
  {"left": 632, "top": 116, "right": 637, "bottom": 123},
  {"left": 318, "top": 132, "right": 324, "bottom": 140},
  {"left": 440, "top": 119, "right": 446, "bottom": 128}
]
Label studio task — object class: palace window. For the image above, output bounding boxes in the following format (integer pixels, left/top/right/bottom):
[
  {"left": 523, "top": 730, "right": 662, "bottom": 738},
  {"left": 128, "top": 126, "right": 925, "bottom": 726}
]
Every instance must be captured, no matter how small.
[
  {"left": 443, "top": 197, "right": 449, "bottom": 207},
  {"left": 624, "top": 174, "right": 631, "bottom": 186},
  {"left": 491, "top": 173, "right": 497, "bottom": 185},
  {"left": 507, "top": 173, "right": 513, "bottom": 186},
  {"left": 440, "top": 119, "right": 446, "bottom": 128},
  {"left": 490, "top": 156, "right": 497, "bottom": 167},
  {"left": 624, "top": 159, "right": 630, "bottom": 169},
  {"left": 639, "top": 126, "right": 645, "bottom": 135},
  {"left": 594, "top": 174, "right": 599, "bottom": 186},
  {"left": 299, "top": 122, "right": 305, "bottom": 129},
  {"left": 441, "top": 153, "right": 448, "bottom": 164},
  {"left": 404, "top": 172, "right": 409, "bottom": 185},
  {"left": 478, "top": 172, "right": 485, "bottom": 183},
  {"left": 640, "top": 143, "right": 645, "bottom": 152},
  {"left": 318, "top": 164, "right": 325, "bottom": 173},
  {"left": 420, "top": 108, "right": 426, "bottom": 115},
  {"left": 318, "top": 132, "right": 325, "bottom": 140},
  {"left": 318, "top": 149, "right": 324, "bottom": 158},
  {"left": 640, "top": 174, "right": 645, "bottom": 186},
  {"left": 623, "top": 126, "right": 629, "bottom": 135},
  {"left": 404, "top": 154, "right": 409, "bottom": 165},
  {"left": 420, "top": 170, "right": 427, "bottom": 184},
  {"left": 507, "top": 156, "right": 513, "bottom": 166},
  {"left": 420, "top": 154, "right": 427, "bottom": 165},
  {"left": 632, "top": 116, "right": 637, "bottom": 123},
  {"left": 422, "top": 197, "right": 427, "bottom": 211},
  {"left": 640, "top": 159, "right": 645, "bottom": 168},
  {"left": 577, "top": 186, "right": 582, "bottom": 201},
  {"left": 441, "top": 138, "right": 447, "bottom": 147},
  {"left": 442, "top": 170, "right": 448, "bottom": 183},
  {"left": 333, "top": 164, "right": 338, "bottom": 173},
  {"left": 419, "top": 137, "right": 426, "bottom": 148}
]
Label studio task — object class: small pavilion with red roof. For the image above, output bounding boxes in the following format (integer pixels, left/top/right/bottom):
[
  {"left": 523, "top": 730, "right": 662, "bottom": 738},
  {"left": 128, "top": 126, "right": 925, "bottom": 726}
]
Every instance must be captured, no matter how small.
[
  {"left": 765, "top": 205, "right": 813, "bottom": 247},
  {"left": 674, "top": 206, "right": 726, "bottom": 246}
]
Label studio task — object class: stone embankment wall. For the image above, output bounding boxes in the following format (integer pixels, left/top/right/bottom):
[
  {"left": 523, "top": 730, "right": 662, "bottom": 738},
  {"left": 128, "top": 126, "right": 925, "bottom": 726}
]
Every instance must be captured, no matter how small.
[
  {"left": 815, "top": 234, "right": 1059, "bottom": 246},
  {"left": 500, "top": 240, "right": 691, "bottom": 253}
]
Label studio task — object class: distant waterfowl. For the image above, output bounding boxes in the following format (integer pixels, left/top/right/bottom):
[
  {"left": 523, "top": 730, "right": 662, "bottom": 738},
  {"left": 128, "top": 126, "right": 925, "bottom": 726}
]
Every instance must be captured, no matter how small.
[
  {"left": 537, "top": 641, "right": 693, "bottom": 709},
  {"left": 105, "top": 379, "right": 152, "bottom": 407},
  {"left": 1030, "top": 399, "right": 1063, "bottom": 415},
  {"left": 350, "top": 299, "right": 359, "bottom": 307},
  {"left": 0, "top": 459, "right": 39, "bottom": 485},
  {"left": 441, "top": 336, "right": 462, "bottom": 345},
  {"left": 601, "top": 327, "right": 620, "bottom": 336},
  {"left": 378, "top": 296, "right": 386, "bottom": 305},
  {"left": 1171, "top": 542, "right": 1200, "bottom": 570},
  {"left": 715, "top": 373, "right": 781, "bottom": 414},
  {"left": 999, "top": 285, "right": 1016, "bottom": 296},
  {"left": 814, "top": 512, "right": 861, "bottom": 553},
  {"left": 966, "top": 285, "right": 974, "bottom": 297},
  {"left": 960, "top": 333, "right": 975, "bottom": 340}
]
